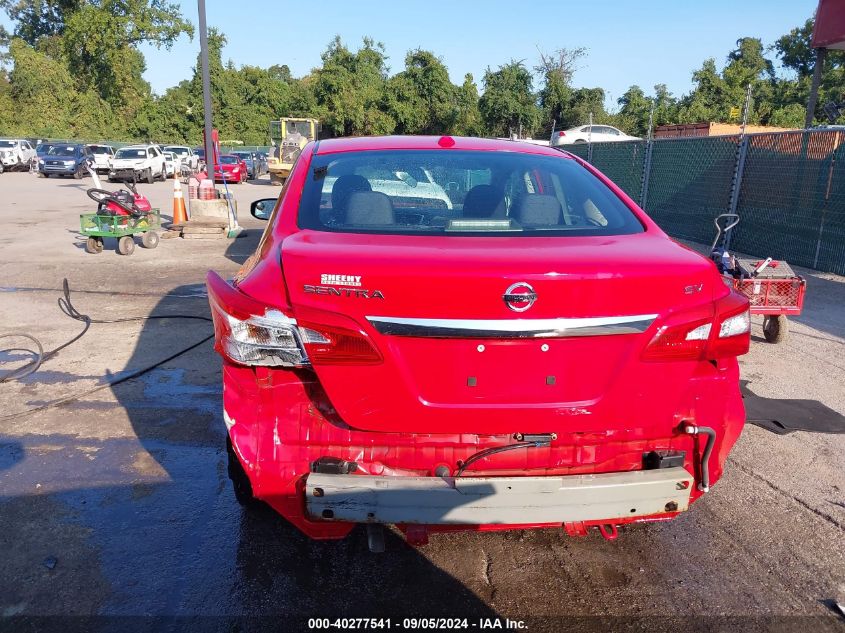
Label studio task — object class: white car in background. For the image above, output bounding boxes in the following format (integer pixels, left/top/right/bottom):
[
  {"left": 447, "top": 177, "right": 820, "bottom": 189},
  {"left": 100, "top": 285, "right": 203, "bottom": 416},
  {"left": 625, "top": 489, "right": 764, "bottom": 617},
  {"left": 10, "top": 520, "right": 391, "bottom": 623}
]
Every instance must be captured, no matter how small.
[
  {"left": 551, "top": 124, "right": 640, "bottom": 146},
  {"left": 84, "top": 144, "right": 115, "bottom": 174},
  {"left": 109, "top": 144, "right": 167, "bottom": 183},
  {"left": 163, "top": 151, "right": 177, "bottom": 177},
  {"left": 0, "top": 138, "right": 37, "bottom": 171},
  {"left": 322, "top": 168, "right": 453, "bottom": 211},
  {"left": 163, "top": 145, "right": 199, "bottom": 172}
]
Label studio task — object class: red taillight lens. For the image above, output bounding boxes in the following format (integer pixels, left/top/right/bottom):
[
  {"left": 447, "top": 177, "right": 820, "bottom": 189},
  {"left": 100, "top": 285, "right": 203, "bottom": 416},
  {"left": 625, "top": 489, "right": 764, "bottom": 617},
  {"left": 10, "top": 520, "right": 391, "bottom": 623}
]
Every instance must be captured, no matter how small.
[
  {"left": 709, "top": 292, "right": 751, "bottom": 358},
  {"left": 641, "top": 317, "right": 712, "bottom": 362},
  {"left": 642, "top": 291, "right": 750, "bottom": 362},
  {"left": 299, "top": 322, "right": 382, "bottom": 365},
  {"left": 558, "top": 131, "right": 566, "bottom": 137}
]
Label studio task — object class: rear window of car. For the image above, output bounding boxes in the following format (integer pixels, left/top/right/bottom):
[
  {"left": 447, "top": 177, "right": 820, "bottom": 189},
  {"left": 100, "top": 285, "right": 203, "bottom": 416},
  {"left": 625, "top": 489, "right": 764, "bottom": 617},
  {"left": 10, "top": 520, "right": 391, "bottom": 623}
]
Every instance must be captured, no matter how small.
[
  {"left": 220, "top": 155, "right": 238, "bottom": 164},
  {"left": 88, "top": 145, "right": 112, "bottom": 154},
  {"left": 297, "top": 150, "right": 644, "bottom": 236}
]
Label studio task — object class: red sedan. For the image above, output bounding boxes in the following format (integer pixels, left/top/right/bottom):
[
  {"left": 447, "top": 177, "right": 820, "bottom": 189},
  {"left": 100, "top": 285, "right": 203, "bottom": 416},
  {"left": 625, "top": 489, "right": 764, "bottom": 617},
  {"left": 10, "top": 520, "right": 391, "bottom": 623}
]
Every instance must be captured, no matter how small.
[
  {"left": 207, "top": 135, "right": 750, "bottom": 547},
  {"left": 213, "top": 154, "right": 247, "bottom": 184}
]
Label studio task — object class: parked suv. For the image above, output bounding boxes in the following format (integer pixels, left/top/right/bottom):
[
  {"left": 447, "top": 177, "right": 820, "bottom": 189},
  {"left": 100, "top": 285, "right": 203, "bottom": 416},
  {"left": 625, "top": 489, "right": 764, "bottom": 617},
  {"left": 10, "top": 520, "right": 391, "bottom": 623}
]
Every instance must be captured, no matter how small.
[
  {"left": 0, "top": 138, "right": 37, "bottom": 171},
  {"left": 207, "top": 136, "right": 751, "bottom": 547},
  {"left": 85, "top": 144, "right": 115, "bottom": 174},
  {"left": 163, "top": 145, "right": 199, "bottom": 172},
  {"left": 37, "top": 143, "right": 93, "bottom": 178},
  {"left": 109, "top": 144, "right": 166, "bottom": 183}
]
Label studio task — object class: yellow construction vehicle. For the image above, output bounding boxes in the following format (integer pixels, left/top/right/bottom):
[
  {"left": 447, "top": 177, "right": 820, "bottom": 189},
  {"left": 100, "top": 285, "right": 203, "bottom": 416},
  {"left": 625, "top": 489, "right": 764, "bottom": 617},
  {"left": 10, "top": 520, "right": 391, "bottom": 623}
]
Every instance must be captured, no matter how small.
[{"left": 267, "top": 118, "right": 320, "bottom": 185}]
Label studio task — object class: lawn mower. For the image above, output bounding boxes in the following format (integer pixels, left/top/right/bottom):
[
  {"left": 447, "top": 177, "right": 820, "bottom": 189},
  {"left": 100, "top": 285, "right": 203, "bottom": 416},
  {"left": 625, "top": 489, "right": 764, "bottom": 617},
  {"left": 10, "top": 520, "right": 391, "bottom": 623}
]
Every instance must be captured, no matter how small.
[
  {"left": 79, "top": 180, "right": 161, "bottom": 256},
  {"left": 710, "top": 213, "right": 806, "bottom": 343}
]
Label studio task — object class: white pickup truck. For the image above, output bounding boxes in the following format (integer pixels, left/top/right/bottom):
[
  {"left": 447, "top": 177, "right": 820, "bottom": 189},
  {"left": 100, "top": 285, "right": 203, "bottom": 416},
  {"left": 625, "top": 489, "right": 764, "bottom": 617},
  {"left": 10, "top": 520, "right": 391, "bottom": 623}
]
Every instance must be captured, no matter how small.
[
  {"left": 108, "top": 144, "right": 167, "bottom": 183},
  {"left": 0, "top": 138, "right": 37, "bottom": 172}
]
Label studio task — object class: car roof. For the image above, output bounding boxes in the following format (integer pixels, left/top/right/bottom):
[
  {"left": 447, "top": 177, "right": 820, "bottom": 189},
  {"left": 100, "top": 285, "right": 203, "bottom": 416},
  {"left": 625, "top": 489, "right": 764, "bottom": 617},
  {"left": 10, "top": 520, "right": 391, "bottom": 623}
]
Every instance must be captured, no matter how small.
[{"left": 315, "top": 135, "right": 570, "bottom": 158}]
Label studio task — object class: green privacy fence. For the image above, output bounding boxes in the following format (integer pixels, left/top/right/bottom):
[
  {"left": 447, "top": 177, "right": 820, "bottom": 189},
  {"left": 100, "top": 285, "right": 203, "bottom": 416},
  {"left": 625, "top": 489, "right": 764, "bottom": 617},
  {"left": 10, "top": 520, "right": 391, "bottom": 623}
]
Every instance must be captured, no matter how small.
[{"left": 568, "top": 129, "right": 845, "bottom": 276}]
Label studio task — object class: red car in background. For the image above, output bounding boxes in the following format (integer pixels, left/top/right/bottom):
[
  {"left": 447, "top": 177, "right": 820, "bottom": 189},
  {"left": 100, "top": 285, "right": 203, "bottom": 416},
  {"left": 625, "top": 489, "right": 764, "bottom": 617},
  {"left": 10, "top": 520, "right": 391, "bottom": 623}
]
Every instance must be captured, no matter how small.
[
  {"left": 213, "top": 154, "right": 248, "bottom": 184},
  {"left": 207, "top": 135, "right": 750, "bottom": 548}
]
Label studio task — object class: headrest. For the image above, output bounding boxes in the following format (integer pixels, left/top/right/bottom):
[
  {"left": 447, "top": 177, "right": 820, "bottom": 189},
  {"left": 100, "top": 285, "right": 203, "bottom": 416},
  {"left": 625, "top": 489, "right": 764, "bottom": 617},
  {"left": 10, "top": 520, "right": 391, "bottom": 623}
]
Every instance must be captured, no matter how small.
[
  {"left": 331, "top": 174, "right": 372, "bottom": 211},
  {"left": 345, "top": 191, "right": 395, "bottom": 225},
  {"left": 462, "top": 184, "right": 506, "bottom": 218}
]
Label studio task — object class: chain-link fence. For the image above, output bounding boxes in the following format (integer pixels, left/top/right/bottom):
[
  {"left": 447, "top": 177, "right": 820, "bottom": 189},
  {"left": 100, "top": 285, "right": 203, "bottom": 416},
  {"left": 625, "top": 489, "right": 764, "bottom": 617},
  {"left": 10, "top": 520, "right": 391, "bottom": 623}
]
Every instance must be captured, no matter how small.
[{"left": 569, "top": 129, "right": 845, "bottom": 276}]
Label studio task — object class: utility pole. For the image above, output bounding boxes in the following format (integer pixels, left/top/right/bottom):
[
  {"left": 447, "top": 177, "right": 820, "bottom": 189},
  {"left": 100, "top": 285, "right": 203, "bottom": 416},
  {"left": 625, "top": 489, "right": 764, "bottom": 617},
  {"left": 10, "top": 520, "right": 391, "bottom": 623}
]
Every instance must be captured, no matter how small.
[{"left": 198, "top": 0, "right": 214, "bottom": 171}]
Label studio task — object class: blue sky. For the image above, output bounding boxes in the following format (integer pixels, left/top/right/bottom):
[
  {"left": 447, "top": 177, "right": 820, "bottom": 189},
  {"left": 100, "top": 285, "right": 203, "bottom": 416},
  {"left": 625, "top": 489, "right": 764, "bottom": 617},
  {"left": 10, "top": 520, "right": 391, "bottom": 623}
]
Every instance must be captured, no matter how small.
[{"left": 4, "top": 0, "right": 820, "bottom": 108}]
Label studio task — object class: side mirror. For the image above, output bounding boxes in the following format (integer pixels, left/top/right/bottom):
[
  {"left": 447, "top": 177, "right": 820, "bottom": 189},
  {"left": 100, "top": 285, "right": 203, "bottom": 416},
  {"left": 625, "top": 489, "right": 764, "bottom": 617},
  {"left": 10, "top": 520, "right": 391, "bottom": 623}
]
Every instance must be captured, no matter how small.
[{"left": 251, "top": 198, "right": 276, "bottom": 221}]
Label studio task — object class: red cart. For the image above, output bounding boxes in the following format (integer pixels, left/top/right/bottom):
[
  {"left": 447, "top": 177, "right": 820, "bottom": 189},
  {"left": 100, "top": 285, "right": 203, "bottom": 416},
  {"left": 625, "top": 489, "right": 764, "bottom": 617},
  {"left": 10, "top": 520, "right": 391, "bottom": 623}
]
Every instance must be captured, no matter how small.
[
  {"left": 731, "top": 260, "right": 806, "bottom": 343},
  {"left": 710, "top": 214, "right": 806, "bottom": 344}
]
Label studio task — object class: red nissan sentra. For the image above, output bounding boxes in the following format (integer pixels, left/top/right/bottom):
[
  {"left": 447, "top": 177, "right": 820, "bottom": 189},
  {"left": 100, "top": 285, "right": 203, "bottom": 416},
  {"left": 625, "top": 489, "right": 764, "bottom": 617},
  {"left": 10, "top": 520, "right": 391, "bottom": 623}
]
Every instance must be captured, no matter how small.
[{"left": 207, "top": 135, "right": 750, "bottom": 546}]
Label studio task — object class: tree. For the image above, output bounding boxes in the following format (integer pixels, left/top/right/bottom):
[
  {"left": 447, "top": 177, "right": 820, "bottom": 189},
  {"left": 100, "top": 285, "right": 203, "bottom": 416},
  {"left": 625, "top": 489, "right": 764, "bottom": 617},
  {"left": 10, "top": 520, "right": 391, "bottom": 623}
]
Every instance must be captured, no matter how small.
[
  {"left": 774, "top": 17, "right": 845, "bottom": 124},
  {"left": 313, "top": 36, "right": 395, "bottom": 137},
  {"left": 454, "top": 73, "right": 482, "bottom": 136},
  {"left": 386, "top": 49, "right": 457, "bottom": 134},
  {"left": 617, "top": 85, "right": 651, "bottom": 136},
  {"left": 479, "top": 60, "right": 538, "bottom": 137},
  {"left": 61, "top": 1, "right": 192, "bottom": 119},
  {"left": 535, "top": 47, "right": 584, "bottom": 135}
]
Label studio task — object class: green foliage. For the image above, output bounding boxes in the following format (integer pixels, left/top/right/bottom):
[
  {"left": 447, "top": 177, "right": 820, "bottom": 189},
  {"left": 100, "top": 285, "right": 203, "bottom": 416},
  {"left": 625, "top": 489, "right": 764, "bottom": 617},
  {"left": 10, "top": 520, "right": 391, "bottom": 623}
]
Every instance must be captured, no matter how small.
[
  {"left": 0, "top": 9, "right": 841, "bottom": 142},
  {"left": 479, "top": 60, "right": 538, "bottom": 137},
  {"left": 387, "top": 49, "right": 457, "bottom": 134},
  {"left": 313, "top": 36, "right": 394, "bottom": 137}
]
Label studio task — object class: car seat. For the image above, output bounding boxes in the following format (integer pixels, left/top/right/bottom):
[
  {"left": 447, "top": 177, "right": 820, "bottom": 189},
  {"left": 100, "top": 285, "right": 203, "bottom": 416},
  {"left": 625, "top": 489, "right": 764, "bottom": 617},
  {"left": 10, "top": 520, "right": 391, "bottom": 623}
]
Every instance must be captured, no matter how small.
[{"left": 462, "top": 184, "right": 507, "bottom": 218}]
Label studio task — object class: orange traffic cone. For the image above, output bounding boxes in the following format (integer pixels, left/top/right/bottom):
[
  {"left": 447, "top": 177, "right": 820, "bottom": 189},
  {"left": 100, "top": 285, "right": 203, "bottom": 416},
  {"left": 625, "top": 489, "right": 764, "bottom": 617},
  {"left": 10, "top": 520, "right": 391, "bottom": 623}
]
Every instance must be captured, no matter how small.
[{"left": 172, "top": 168, "right": 188, "bottom": 226}]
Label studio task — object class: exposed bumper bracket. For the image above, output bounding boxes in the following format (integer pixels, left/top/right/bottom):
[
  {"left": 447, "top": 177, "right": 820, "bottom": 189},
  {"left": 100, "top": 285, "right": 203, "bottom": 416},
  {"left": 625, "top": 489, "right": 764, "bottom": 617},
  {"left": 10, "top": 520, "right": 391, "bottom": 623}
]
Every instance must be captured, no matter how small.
[{"left": 306, "top": 467, "right": 693, "bottom": 526}]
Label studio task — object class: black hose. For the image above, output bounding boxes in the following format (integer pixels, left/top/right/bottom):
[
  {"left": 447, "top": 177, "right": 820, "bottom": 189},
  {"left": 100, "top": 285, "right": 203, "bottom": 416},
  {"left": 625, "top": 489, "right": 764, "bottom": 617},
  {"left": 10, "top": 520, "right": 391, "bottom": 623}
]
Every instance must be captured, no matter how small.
[
  {"left": 685, "top": 424, "right": 717, "bottom": 492},
  {"left": 455, "top": 440, "right": 550, "bottom": 477},
  {"left": 0, "top": 278, "right": 213, "bottom": 420}
]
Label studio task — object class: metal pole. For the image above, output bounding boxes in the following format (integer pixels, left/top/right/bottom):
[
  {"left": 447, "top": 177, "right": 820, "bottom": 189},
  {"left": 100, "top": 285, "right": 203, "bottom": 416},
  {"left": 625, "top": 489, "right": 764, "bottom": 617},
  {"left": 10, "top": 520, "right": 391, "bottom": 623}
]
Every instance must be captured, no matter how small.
[
  {"left": 740, "top": 83, "right": 752, "bottom": 138},
  {"left": 639, "top": 140, "right": 653, "bottom": 211},
  {"left": 805, "top": 47, "right": 827, "bottom": 129},
  {"left": 647, "top": 101, "right": 655, "bottom": 141},
  {"left": 587, "top": 111, "right": 593, "bottom": 163},
  {"left": 198, "top": 0, "right": 214, "bottom": 173}
]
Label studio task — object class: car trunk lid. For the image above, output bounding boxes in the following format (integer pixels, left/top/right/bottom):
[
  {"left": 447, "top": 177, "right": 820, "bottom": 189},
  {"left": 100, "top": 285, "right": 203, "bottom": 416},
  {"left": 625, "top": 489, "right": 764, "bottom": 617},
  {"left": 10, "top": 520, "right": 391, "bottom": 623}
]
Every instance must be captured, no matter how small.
[{"left": 282, "top": 230, "right": 717, "bottom": 434}]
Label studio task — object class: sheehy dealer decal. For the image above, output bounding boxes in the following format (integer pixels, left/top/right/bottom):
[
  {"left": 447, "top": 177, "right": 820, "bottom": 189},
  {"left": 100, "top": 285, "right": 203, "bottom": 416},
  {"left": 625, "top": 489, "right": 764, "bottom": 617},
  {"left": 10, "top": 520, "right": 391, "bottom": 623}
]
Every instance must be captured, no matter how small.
[{"left": 305, "top": 273, "right": 385, "bottom": 299}]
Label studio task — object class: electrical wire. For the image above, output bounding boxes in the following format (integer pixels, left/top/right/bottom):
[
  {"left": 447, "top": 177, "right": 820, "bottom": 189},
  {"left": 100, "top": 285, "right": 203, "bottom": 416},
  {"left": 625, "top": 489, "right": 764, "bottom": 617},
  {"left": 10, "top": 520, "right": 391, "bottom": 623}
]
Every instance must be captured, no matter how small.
[
  {"left": 0, "top": 278, "right": 213, "bottom": 420},
  {"left": 455, "top": 440, "right": 550, "bottom": 477}
]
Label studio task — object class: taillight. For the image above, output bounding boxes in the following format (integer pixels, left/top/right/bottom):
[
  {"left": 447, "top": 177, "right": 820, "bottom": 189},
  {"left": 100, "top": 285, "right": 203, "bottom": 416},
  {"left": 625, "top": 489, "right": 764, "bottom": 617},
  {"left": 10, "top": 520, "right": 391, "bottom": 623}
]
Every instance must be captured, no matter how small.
[
  {"left": 642, "top": 291, "right": 750, "bottom": 362},
  {"left": 206, "top": 271, "right": 382, "bottom": 367},
  {"left": 207, "top": 271, "right": 308, "bottom": 367},
  {"left": 641, "top": 317, "right": 712, "bottom": 361},
  {"left": 709, "top": 293, "right": 751, "bottom": 358},
  {"left": 299, "top": 322, "right": 382, "bottom": 365},
  {"left": 558, "top": 131, "right": 566, "bottom": 137}
]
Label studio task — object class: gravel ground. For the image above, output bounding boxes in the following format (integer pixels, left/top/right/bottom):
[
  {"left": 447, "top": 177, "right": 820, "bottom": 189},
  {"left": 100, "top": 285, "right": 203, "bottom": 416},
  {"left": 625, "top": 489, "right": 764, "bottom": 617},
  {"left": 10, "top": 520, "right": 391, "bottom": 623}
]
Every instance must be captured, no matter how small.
[{"left": 0, "top": 170, "right": 843, "bottom": 632}]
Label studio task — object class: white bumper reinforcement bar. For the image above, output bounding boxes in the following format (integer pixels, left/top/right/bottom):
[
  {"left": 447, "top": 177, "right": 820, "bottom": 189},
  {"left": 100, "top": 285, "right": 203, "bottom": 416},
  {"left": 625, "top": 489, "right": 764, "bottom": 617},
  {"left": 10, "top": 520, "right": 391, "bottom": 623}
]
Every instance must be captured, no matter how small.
[{"left": 306, "top": 467, "right": 693, "bottom": 525}]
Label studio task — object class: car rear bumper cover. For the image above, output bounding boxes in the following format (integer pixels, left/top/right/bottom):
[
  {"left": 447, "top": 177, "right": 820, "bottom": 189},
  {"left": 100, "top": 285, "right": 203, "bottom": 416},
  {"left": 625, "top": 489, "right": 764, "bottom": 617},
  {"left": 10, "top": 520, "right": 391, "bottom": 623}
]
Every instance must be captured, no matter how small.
[{"left": 305, "top": 467, "right": 693, "bottom": 525}]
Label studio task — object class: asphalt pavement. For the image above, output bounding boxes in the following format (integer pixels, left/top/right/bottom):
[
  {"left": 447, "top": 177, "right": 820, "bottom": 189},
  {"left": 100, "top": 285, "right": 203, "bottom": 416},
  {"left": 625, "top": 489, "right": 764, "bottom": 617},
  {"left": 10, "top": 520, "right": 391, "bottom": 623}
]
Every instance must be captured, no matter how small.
[{"left": 0, "top": 170, "right": 843, "bottom": 632}]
